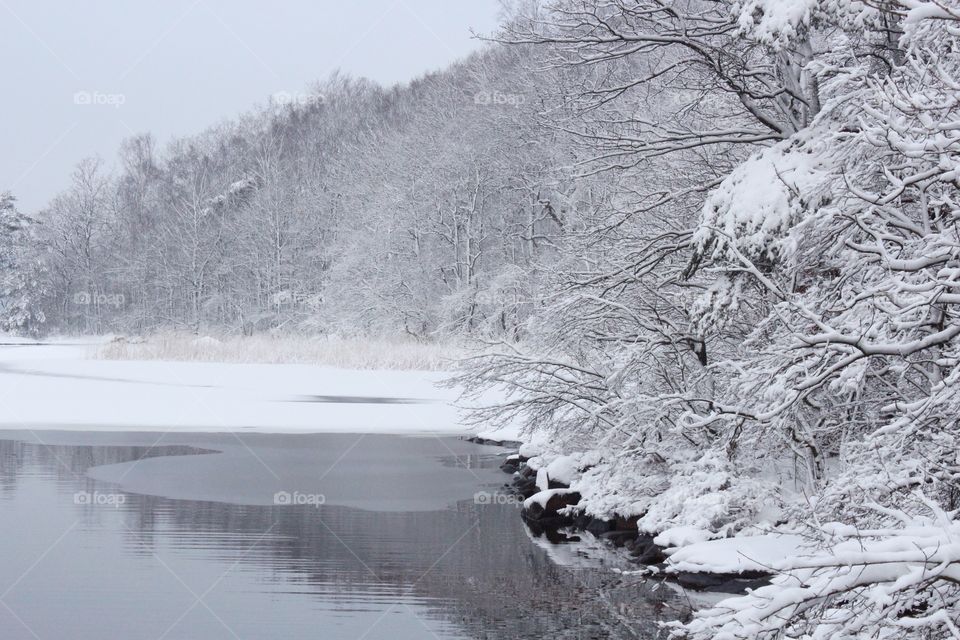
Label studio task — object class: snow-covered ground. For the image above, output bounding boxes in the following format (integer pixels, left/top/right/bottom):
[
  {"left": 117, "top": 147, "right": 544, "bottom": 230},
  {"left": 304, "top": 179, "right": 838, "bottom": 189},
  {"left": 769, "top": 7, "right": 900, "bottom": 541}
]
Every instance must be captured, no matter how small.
[
  {"left": 664, "top": 533, "right": 808, "bottom": 574},
  {"left": 0, "top": 339, "right": 468, "bottom": 434}
]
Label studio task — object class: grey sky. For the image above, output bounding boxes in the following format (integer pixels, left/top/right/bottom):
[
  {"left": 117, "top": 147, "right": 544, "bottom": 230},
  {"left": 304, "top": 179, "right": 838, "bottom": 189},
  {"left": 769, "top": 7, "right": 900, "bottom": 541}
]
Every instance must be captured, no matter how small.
[{"left": 1, "top": 0, "right": 501, "bottom": 214}]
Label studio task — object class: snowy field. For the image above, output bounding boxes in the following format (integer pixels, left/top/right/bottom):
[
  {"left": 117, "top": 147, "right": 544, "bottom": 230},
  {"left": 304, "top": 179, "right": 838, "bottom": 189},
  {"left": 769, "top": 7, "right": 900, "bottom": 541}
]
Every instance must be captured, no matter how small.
[{"left": 0, "top": 338, "right": 470, "bottom": 434}]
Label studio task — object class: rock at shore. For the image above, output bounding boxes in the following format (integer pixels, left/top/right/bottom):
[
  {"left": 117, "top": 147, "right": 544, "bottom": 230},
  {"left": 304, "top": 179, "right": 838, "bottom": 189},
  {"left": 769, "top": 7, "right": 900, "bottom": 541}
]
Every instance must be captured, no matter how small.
[{"left": 521, "top": 489, "right": 582, "bottom": 526}]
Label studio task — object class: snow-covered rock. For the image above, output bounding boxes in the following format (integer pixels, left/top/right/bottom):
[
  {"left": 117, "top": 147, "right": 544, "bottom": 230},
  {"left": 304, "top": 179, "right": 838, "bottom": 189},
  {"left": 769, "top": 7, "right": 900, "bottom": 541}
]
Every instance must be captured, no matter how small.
[{"left": 544, "top": 455, "right": 578, "bottom": 485}]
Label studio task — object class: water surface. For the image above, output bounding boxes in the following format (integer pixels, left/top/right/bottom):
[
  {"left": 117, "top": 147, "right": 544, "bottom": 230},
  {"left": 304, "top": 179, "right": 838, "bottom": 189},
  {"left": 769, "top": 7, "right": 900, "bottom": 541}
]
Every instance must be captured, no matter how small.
[{"left": 0, "top": 431, "right": 682, "bottom": 639}]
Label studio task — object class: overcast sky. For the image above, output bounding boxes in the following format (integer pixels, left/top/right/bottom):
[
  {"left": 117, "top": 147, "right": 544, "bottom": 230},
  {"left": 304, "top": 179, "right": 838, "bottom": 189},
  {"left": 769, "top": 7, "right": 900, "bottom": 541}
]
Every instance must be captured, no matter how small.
[{"left": 1, "top": 0, "right": 501, "bottom": 213}]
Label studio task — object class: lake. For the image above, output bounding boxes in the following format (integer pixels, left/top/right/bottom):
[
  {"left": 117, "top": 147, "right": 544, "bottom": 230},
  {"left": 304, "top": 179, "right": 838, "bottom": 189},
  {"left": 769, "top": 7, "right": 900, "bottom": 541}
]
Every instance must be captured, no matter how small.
[{"left": 0, "top": 430, "right": 682, "bottom": 638}]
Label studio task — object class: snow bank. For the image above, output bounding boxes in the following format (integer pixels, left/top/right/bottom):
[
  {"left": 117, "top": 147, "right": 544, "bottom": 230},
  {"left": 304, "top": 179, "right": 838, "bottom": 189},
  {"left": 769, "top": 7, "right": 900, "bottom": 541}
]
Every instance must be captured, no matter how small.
[
  {"left": 681, "top": 513, "right": 960, "bottom": 638},
  {"left": 666, "top": 533, "right": 808, "bottom": 574},
  {"left": 654, "top": 527, "right": 718, "bottom": 548}
]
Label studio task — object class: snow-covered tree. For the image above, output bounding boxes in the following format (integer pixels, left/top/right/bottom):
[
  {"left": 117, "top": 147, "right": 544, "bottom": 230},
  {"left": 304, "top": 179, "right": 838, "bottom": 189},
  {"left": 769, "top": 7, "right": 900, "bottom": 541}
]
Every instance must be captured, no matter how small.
[
  {"left": 0, "top": 192, "right": 45, "bottom": 335},
  {"left": 676, "top": 1, "right": 960, "bottom": 637}
]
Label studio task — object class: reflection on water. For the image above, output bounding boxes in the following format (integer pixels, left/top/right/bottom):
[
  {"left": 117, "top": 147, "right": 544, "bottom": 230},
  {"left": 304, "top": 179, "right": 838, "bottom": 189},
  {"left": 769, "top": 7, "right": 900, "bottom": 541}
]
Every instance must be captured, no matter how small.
[{"left": 0, "top": 432, "right": 683, "bottom": 639}]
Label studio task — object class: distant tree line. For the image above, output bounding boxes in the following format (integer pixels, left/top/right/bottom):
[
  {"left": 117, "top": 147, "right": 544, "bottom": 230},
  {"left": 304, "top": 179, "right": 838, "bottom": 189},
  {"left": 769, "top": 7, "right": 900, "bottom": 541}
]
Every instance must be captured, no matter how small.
[{"left": 4, "top": 52, "right": 582, "bottom": 339}]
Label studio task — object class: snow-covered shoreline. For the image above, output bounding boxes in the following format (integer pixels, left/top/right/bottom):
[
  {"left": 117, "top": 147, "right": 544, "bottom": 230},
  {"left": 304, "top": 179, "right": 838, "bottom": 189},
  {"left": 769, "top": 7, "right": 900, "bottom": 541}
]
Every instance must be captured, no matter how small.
[
  {"left": 488, "top": 429, "right": 960, "bottom": 639},
  {"left": 488, "top": 442, "right": 796, "bottom": 593},
  {"left": 489, "top": 437, "right": 813, "bottom": 598}
]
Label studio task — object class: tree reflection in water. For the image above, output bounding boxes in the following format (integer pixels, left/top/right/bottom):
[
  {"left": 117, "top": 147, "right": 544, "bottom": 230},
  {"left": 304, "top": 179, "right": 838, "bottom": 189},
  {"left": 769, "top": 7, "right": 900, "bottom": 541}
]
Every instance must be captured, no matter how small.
[{"left": 0, "top": 433, "right": 685, "bottom": 639}]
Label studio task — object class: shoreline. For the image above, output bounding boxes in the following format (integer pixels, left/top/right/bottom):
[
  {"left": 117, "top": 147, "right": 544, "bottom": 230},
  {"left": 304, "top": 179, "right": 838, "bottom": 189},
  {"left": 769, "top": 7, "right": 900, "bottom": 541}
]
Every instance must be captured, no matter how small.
[{"left": 466, "top": 435, "right": 779, "bottom": 596}]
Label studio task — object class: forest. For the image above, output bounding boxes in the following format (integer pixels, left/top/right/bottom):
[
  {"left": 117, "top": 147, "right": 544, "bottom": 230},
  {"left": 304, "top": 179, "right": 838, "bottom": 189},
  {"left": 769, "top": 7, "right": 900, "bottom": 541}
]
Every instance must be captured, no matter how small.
[{"left": 3, "top": 1, "right": 960, "bottom": 637}]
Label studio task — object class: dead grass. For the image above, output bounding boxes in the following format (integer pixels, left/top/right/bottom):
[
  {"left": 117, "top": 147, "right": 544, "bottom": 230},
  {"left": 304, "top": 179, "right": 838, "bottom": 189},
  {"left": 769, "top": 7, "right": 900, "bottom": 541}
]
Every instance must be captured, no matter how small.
[{"left": 95, "top": 333, "right": 463, "bottom": 370}]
